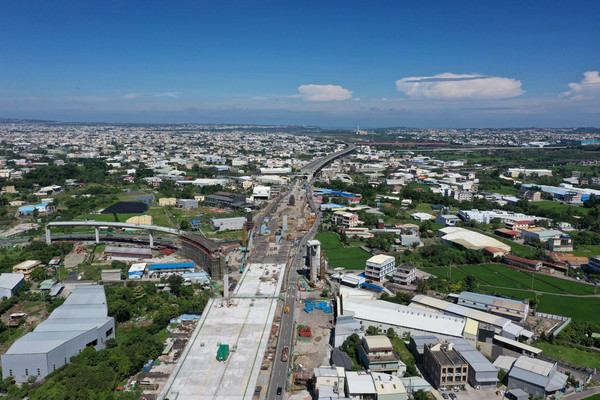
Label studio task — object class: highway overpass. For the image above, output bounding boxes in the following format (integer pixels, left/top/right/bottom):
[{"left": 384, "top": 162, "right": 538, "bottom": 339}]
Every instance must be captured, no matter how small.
[{"left": 45, "top": 220, "right": 182, "bottom": 247}]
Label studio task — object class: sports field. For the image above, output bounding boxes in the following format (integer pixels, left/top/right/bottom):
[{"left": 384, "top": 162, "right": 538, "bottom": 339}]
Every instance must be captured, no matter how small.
[{"left": 315, "top": 232, "right": 373, "bottom": 270}]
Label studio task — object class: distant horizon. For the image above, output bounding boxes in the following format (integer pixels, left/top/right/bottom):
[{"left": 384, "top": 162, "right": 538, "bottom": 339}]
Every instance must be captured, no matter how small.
[{"left": 1, "top": 116, "right": 598, "bottom": 131}]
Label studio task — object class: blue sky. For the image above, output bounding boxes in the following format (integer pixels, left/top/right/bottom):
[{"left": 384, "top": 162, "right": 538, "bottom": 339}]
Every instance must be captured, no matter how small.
[{"left": 1, "top": 0, "right": 599, "bottom": 128}]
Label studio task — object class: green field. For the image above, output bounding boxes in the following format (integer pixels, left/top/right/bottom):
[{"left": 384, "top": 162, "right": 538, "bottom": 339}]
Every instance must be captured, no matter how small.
[
  {"left": 315, "top": 232, "right": 373, "bottom": 270},
  {"left": 148, "top": 206, "right": 174, "bottom": 227},
  {"left": 573, "top": 244, "right": 600, "bottom": 258},
  {"left": 479, "top": 286, "right": 536, "bottom": 300},
  {"left": 582, "top": 394, "right": 600, "bottom": 400},
  {"left": 427, "top": 263, "right": 595, "bottom": 296},
  {"left": 535, "top": 342, "right": 600, "bottom": 369},
  {"left": 76, "top": 213, "right": 141, "bottom": 222},
  {"left": 426, "top": 266, "right": 468, "bottom": 282},
  {"left": 415, "top": 203, "right": 432, "bottom": 211},
  {"left": 537, "top": 296, "right": 600, "bottom": 324},
  {"left": 459, "top": 265, "right": 520, "bottom": 287},
  {"left": 532, "top": 201, "right": 590, "bottom": 216}
]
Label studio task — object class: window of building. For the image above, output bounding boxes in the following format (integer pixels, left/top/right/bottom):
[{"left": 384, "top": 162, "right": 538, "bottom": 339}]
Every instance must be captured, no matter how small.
[
  {"left": 106, "top": 327, "right": 113, "bottom": 337},
  {"left": 25, "top": 369, "right": 29, "bottom": 376},
  {"left": 37, "top": 368, "right": 40, "bottom": 375},
  {"left": 9, "top": 370, "right": 12, "bottom": 376},
  {"left": 53, "top": 365, "right": 56, "bottom": 371}
]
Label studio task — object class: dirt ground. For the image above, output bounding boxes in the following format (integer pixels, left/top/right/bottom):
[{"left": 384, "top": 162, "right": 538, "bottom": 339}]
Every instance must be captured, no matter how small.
[
  {"left": 64, "top": 246, "right": 87, "bottom": 269},
  {"left": 293, "top": 287, "right": 334, "bottom": 373}
]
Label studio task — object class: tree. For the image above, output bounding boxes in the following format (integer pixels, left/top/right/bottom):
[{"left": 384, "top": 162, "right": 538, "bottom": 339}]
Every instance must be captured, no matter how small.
[
  {"left": 366, "top": 325, "right": 379, "bottom": 335},
  {"left": 386, "top": 327, "right": 396, "bottom": 339},
  {"left": 180, "top": 219, "right": 190, "bottom": 230},
  {"left": 30, "top": 267, "right": 46, "bottom": 282},
  {"left": 167, "top": 274, "right": 185, "bottom": 297},
  {"left": 413, "top": 389, "right": 429, "bottom": 400}
]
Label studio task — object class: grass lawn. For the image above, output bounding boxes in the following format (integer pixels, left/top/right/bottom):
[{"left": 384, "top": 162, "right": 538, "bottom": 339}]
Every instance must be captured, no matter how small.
[
  {"left": 149, "top": 206, "right": 174, "bottom": 228},
  {"left": 415, "top": 203, "right": 432, "bottom": 211},
  {"left": 535, "top": 342, "right": 600, "bottom": 369},
  {"left": 76, "top": 213, "right": 141, "bottom": 222},
  {"left": 538, "top": 295, "right": 600, "bottom": 324},
  {"left": 479, "top": 286, "right": 536, "bottom": 300},
  {"left": 532, "top": 201, "right": 589, "bottom": 216},
  {"left": 582, "top": 394, "right": 600, "bottom": 400},
  {"left": 426, "top": 266, "right": 468, "bottom": 282},
  {"left": 315, "top": 232, "right": 372, "bottom": 270},
  {"left": 572, "top": 245, "right": 600, "bottom": 258},
  {"left": 406, "top": 183, "right": 430, "bottom": 191},
  {"left": 390, "top": 337, "right": 416, "bottom": 364}
]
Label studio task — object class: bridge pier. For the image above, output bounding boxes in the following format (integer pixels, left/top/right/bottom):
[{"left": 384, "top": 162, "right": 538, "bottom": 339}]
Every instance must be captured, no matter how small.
[
  {"left": 149, "top": 230, "right": 154, "bottom": 248},
  {"left": 45, "top": 227, "right": 51, "bottom": 244},
  {"left": 94, "top": 227, "right": 100, "bottom": 244}
]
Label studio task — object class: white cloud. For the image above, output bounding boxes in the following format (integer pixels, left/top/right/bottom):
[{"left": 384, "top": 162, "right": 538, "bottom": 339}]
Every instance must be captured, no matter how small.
[
  {"left": 123, "top": 93, "right": 139, "bottom": 99},
  {"left": 297, "top": 84, "right": 353, "bottom": 101},
  {"left": 562, "top": 71, "right": 600, "bottom": 99},
  {"left": 155, "top": 92, "right": 180, "bottom": 98},
  {"left": 395, "top": 72, "right": 524, "bottom": 99}
]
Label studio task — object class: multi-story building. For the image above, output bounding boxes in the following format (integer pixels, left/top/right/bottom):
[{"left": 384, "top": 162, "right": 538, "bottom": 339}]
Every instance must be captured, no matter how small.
[
  {"left": 333, "top": 211, "right": 359, "bottom": 228},
  {"left": 586, "top": 256, "right": 600, "bottom": 274},
  {"left": 358, "top": 335, "right": 405, "bottom": 374},
  {"left": 423, "top": 342, "right": 469, "bottom": 391},
  {"left": 393, "top": 265, "right": 417, "bottom": 285},
  {"left": 365, "top": 255, "right": 396, "bottom": 282},
  {"left": 12, "top": 260, "right": 41, "bottom": 281}
]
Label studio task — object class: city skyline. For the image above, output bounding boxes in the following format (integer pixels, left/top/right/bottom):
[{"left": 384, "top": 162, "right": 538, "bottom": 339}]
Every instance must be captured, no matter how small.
[{"left": 1, "top": 0, "right": 599, "bottom": 128}]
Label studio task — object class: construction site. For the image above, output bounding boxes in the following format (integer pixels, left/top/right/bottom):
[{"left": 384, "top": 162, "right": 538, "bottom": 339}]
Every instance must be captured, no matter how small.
[{"left": 159, "top": 183, "right": 320, "bottom": 400}]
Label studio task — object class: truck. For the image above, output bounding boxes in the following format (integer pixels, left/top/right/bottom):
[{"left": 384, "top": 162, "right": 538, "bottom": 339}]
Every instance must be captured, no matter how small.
[
  {"left": 217, "top": 344, "right": 230, "bottom": 361},
  {"left": 281, "top": 346, "right": 289, "bottom": 362},
  {"left": 284, "top": 306, "right": 290, "bottom": 314}
]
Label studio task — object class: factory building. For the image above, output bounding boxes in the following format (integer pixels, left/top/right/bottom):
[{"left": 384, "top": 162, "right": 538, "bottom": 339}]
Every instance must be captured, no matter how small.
[
  {"left": 0, "top": 273, "right": 25, "bottom": 299},
  {"left": 1, "top": 285, "right": 115, "bottom": 383},
  {"left": 438, "top": 227, "right": 511, "bottom": 252},
  {"left": 147, "top": 262, "right": 195, "bottom": 278},
  {"left": 409, "top": 295, "right": 533, "bottom": 343},
  {"left": 506, "top": 356, "right": 568, "bottom": 398},
  {"left": 457, "top": 291, "right": 529, "bottom": 322},
  {"left": 210, "top": 217, "right": 246, "bottom": 232},
  {"left": 336, "top": 288, "right": 466, "bottom": 339}
]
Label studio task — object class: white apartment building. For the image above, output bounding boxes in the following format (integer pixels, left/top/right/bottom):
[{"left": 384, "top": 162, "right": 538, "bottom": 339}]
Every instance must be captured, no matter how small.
[{"left": 365, "top": 254, "right": 396, "bottom": 282}]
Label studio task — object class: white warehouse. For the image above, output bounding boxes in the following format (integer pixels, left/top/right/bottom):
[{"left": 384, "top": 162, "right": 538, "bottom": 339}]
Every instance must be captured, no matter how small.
[
  {"left": 1, "top": 285, "right": 115, "bottom": 382},
  {"left": 209, "top": 217, "right": 246, "bottom": 231}
]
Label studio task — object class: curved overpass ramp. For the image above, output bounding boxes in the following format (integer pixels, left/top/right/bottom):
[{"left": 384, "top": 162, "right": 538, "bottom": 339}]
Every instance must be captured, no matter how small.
[{"left": 45, "top": 220, "right": 182, "bottom": 247}]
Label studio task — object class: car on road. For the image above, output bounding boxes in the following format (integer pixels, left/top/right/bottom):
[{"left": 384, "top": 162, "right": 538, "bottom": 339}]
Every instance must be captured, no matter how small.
[
  {"left": 442, "top": 394, "right": 449, "bottom": 399},
  {"left": 276, "top": 387, "right": 282, "bottom": 395},
  {"left": 449, "top": 393, "right": 457, "bottom": 400}
]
